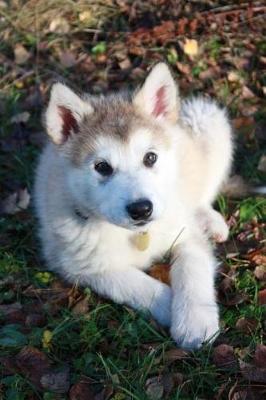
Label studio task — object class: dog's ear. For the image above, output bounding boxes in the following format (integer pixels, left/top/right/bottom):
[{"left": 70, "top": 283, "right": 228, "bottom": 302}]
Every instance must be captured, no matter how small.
[
  {"left": 45, "top": 83, "right": 93, "bottom": 144},
  {"left": 133, "top": 63, "right": 180, "bottom": 123}
]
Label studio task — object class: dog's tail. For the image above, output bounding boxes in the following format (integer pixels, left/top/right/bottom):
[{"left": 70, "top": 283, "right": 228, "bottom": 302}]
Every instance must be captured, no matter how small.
[{"left": 221, "top": 175, "right": 266, "bottom": 198}]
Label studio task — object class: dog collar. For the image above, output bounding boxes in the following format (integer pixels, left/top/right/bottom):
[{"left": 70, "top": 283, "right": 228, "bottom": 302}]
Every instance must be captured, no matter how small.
[{"left": 132, "top": 231, "right": 150, "bottom": 251}]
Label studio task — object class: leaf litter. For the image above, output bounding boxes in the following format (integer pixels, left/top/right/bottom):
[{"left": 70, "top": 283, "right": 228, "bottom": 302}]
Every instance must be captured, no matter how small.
[{"left": 0, "top": 0, "right": 266, "bottom": 398}]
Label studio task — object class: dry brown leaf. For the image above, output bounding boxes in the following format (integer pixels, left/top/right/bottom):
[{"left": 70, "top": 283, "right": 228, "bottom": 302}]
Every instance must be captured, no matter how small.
[
  {"left": 213, "top": 344, "right": 237, "bottom": 368},
  {"left": 11, "top": 111, "right": 30, "bottom": 124},
  {"left": 0, "top": 188, "right": 30, "bottom": 215},
  {"left": 246, "top": 249, "right": 266, "bottom": 267},
  {"left": 0, "top": 356, "right": 18, "bottom": 376},
  {"left": 227, "top": 71, "right": 242, "bottom": 83},
  {"left": 258, "top": 289, "right": 266, "bottom": 305},
  {"left": 59, "top": 51, "right": 77, "bottom": 68},
  {"left": 149, "top": 264, "right": 171, "bottom": 285},
  {"left": 232, "top": 117, "right": 254, "bottom": 130},
  {"left": 235, "top": 317, "right": 258, "bottom": 334},
  {"left": 199, "top": 67, "right": 218, "bottom": 80},
  {"left": 79, "top": 11, "right": 93, "bottom": 23},
  {"left": 257, "top": 155, "right": 266, "bottom": 173},
  {"left": 219, "top": 291, "right": 249, "bottom": 307},
  {"left": 0, "top": 302, "right": 25, "bottom": 324},
  {"left": 40, "top": 367, "right": 70, "bottom": 393},
  {"left": 153, "top": 21, "right": 175, "bottom": 44},
  {"left": 14, "top": 44, "right": 30, "bottom": 65},
  {"left": 16, "top": 346, "right": 52, "bottom": 388},
  {"left": 164, "top": 348, "right": 188, "bottom": 362},
  {"left": 254, "top": 344, "right": 266, "bottom": 369},
  {"left": 69, "top": 380, "right": 96, "bottom": 399},
  {"left": 145, "top": 376, "right": 164, "bottom": 400},
  {"left": 72, "top": 297, "right": 89, "bottom": 316},
  {"left": 239, "top": 360, "right": 266, "bottom": 383},
  {"left": 254, "top": 265, "right": 266, "bottom": 281},
  {"left": 118, "top": 58, "right": 131, "bottom": 70},
  {"left": 25, "top": 313, "right": 46, "bottom": 328},
  {"left": 242, "top": 86, "right": 256, "bottom": 99},
  {"left": 49, "top": 17, "right": 70, "bottom": 33}
]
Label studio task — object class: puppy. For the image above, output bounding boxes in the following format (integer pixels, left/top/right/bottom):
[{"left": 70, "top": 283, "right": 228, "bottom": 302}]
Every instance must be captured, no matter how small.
[{"left": 34, "top": 63, "right": 233, "bottom": 349}]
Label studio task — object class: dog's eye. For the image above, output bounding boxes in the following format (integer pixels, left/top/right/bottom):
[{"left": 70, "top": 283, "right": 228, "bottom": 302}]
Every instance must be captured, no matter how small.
[
  {"left": 95, "top": 161, "right": 113, "bottom": 177},
  {"left": 143, "top": 152, "right": 157, "bottom": 167}
]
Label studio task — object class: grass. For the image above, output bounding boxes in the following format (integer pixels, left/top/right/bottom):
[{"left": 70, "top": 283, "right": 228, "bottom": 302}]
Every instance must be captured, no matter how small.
[{"left": 0, "top": 1, "right": 266, "bottom": 399}]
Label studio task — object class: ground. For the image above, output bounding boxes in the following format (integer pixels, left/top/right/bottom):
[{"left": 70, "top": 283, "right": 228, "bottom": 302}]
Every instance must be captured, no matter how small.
[{"left": 0, "top": 1, "right": 266, "bottom": 399}]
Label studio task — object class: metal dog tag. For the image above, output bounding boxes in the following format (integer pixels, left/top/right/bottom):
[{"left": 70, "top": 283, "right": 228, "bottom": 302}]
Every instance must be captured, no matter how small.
[{"left": 133, "top": 231, "right": 150, "bottom": 251}]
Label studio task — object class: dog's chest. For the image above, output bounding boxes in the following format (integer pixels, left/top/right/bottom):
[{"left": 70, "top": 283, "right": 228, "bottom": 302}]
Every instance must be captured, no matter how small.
[{"left": 74, "top": 219, "right": 183, "bottom": 273}]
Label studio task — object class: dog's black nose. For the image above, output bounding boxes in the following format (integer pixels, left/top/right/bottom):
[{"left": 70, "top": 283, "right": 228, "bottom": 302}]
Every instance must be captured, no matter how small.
[{"left": 126, "top": 199, "right": 153, "bottom": 221}]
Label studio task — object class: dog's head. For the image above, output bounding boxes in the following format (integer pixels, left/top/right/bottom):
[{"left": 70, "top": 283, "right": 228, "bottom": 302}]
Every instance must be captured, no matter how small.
[{"left": 45, "top": 63, "right": 181, "bottom": 229}]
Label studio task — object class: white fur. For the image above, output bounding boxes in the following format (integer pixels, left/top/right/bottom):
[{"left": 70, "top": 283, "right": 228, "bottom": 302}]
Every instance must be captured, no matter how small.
[
  {"left": 34, "top": 64, "right": 233, "bottom": 349},
  {"left": 133, "top": 62, "right": 180, "bottom": 123},
  {"left": 46, "top": 83, "right": 93, "bottom": 144}
]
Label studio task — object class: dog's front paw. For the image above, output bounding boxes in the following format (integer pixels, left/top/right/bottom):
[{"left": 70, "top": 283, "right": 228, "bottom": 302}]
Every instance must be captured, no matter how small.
[
  {"left": 208, "top": 213, "right": 229, "bottom": 243},
  {"left": 150, "top": 284, "right": 172, "bottom": 327},
  {"left": 196, "top": 208, "right": 229, "bottom": 243},
  {"left": 170, "top": 303, "right": 219, "bottom": 349}
]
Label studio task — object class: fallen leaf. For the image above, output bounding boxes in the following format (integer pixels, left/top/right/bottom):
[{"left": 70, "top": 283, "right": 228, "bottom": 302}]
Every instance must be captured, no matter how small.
[
  {"left": 118, "top": 58, "right": 131, "bottom": 70},
  {"left": 213, "top": 344, "right": 237, "bottom": 368},
  {"left": 153, "top": 21, "right": 175, "bottom": 44},
  {"left": 149, "top": 264, "right": 171, "bottom": 285},
  {"left": 25, "top": 313, "right": 46, "bottom": 328},
  {"left": 0, "top": 325, "right": 28, "bottom": 347},
  {"left": 41, "top": 367, "right": 70, "bottom": 393},
  {"left": 176, "top": 61, "right": 191, "bottom": 76},
  {"left": 0, "top": 303, "right": 25, "bottom": 324},
  {"left": 14, "top": 44, "right": 30, "bottom": 64},
  {"left": 11, "top": 111, "right": 30, "bottom": 124},
  {"left": 16, "top": 346, "right": 52, "bottom": 388},
  {"left": 235, "top": 317, "right": 258, "bottom": 334},
  {"left": 49, "top": 17, "right": 70, "bottom": 34},
  {"left": 257, "top": 155, "right": 266, "bottom": 173},
  {"left": 199, "top": 67, "right": 218, "bottom": 80},
  {"left": 69, "top": 379, "right": 96, "bottom": 400},
  {"left": 42, "top": 329, "right": 53, "bottom": 350},
  {"left": 258, "top": 289, "right": 266, "bottom": 305},
  {"left": 242, "top": 86, "right": 255, "bottom": 99},
  {"left": 229, "top": 384, "right": 266, "bottom": 400},
  {"left": 72, "top": 297, "right": 89, "bottom": 316},
  {"left": 254, "top": 265, "right": 266, "bottom": 281},
  {"left": 239, "top": 360, "right": 266, "bottom": 383},
  {"left": 79, "top": 11, "right": 93, "bottom": 23},
  {"left": 232, "top": 117, "right": 254, "bottom": 130},
  {"left": 164, "top": 348, "right": 188, "bottom": 362},
  {"left": 0, "top": 188, "right": 30, "bottom": 215},
  {"left": 219, "top": 292, "right": 249, "bottom": 307},
  {"left": 145, "top": 376, "right": 164, "bottom": 400},
  {"left": 229, "top": 388, "right": 249, "bottom": 400},
  {"left": 246, "top": 249, "right": 266, "bottom": 267},
  {"left": 94, "top": 385, "right": 113, "bottom": 400},
  {"left": 254, "top": 344, "right": 266, "bottom": 368},
  {"left": 227, "top": 71, "right": 242, "bottom": 83},
  {"left": 183, "top": 39, "right": 198, "bottom": 57},
  {"left": 59, "top": 51, "right": 77, "bottom": 68}
]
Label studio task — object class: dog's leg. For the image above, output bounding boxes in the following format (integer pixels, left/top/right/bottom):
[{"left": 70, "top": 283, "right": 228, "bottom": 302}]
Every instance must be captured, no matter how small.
[
  {"left": 195, "top": 207, "right": 229, "bottom": 243},
  {"left": 85, "top": 268, "right": 172, "bottom": 327},
  {"left": 170, "top": 237, "right": 219, "bottom": 349}
]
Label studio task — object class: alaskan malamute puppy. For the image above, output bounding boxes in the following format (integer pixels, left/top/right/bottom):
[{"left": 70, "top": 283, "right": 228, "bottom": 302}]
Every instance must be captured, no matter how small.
[{"left": 34, "top": 63, "right": 232, "bottom": 349}]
